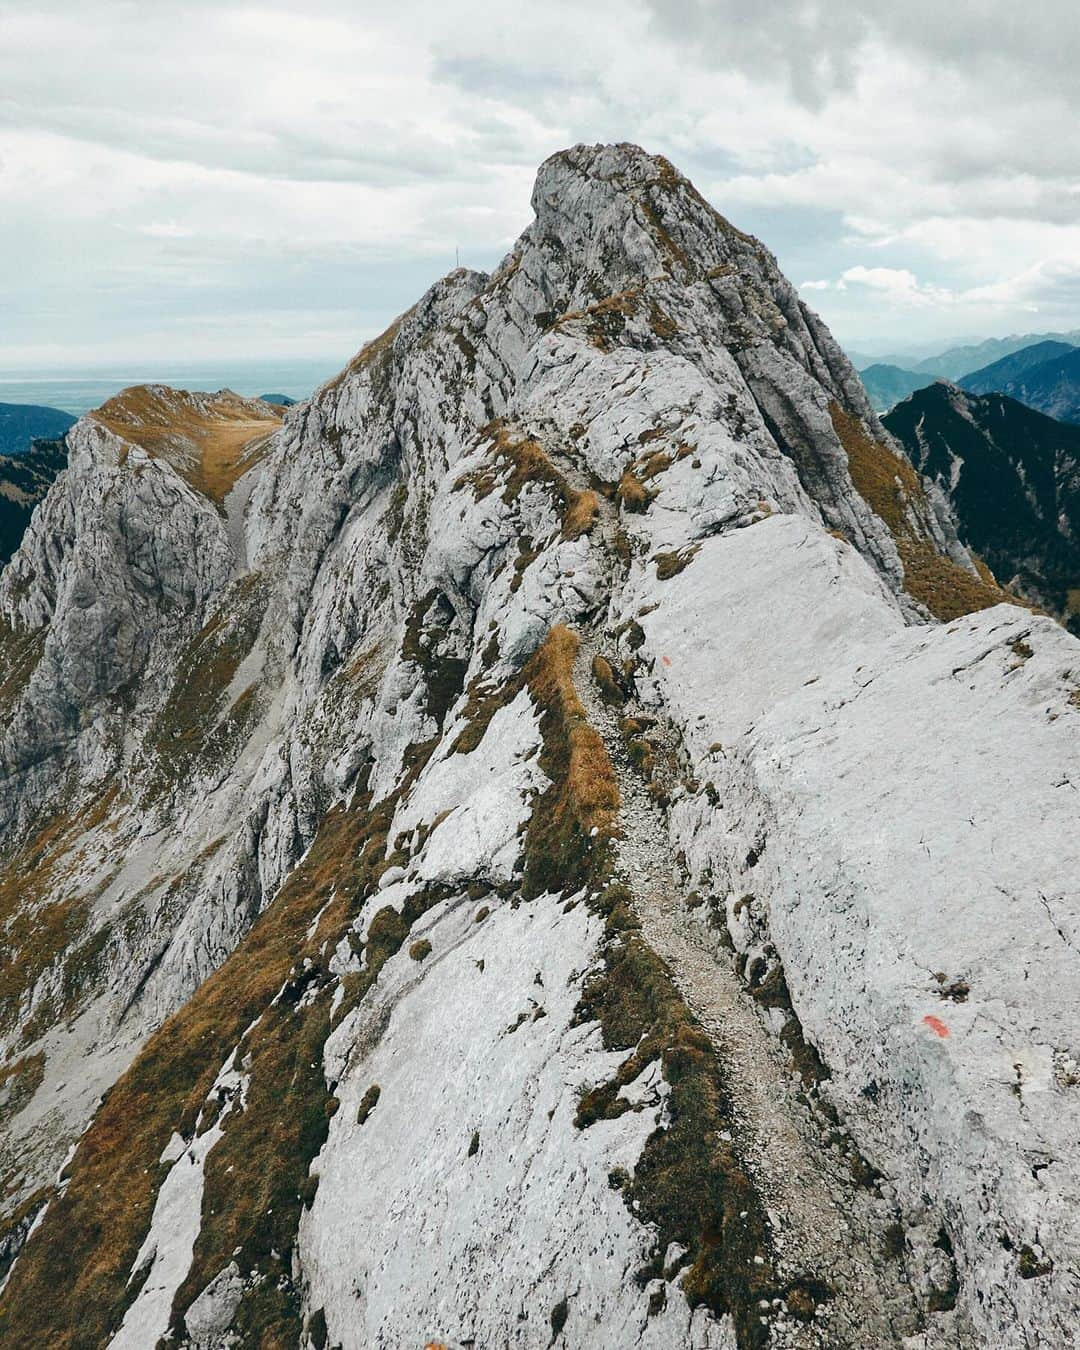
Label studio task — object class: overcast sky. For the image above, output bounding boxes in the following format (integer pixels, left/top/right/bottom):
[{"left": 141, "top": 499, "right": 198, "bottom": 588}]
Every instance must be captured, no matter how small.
[{"left": 2, "top": 0, "right": 1078, "bottom": 369}]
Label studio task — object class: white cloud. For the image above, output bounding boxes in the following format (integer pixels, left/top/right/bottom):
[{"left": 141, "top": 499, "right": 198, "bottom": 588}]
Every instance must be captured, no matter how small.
[
  {"left": 1, "top": 0, "right": 1078, "bottom": 365},
  {"left": 837, "top": 267, "right": 954, "bottom": 308},
  {"left": 136, "top": 223, "right": 195, "bottom": 239},
  {"left": 964, "top": 259, "right": 1080, "bottom": 310}
]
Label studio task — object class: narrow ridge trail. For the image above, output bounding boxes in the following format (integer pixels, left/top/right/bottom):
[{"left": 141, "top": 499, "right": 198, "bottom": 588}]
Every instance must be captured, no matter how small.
[{"left": 554, "top": 456, "right": 960, "bottom": 1347}]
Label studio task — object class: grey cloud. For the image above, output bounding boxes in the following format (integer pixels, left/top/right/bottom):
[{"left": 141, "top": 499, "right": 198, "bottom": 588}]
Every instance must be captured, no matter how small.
[
  {"left": 430, "top": 54, "right": 594, "bottom": 102},
  {"left": 644, "top": 0, "right": 1080, "bottom": 110},
  {"left": 642, "top": 0, "right": 864, "bottom": 106},
  {"left": 0, "top": 98, "right": 488, "bottom": 186},
  {"left": 3, "top": 0, "right": 1079, "bottom": 363}
]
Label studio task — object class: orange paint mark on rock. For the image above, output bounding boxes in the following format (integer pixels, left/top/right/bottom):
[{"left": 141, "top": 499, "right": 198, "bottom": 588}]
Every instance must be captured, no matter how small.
[
  {"left": 923, "top": 1015, "right": 949, "bottom": 1038},
  {"left": 661, "top": 655, "right": 672, "bottom": 667}
]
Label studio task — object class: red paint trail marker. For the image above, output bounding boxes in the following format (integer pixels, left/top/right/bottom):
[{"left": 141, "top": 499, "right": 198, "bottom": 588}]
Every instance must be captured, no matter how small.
[
  {"left": 661, "top": 655, "right": 672, "bottom": 667},
  {"left": 923, "top": 1015, "right": 949, "bottom": 1038}
]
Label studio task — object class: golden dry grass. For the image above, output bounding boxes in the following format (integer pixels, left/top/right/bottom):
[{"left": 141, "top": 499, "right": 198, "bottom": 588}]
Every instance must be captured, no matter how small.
[
  {"left": 639, "top": 449, "right": 674, "bottom": 482},
  {"left": 146, "top": 574, "right": 267, "bottom": 795},
  {"left": 574, "top": 902, "right": 779, "bottom": 1339},
  {"left": 521, "top": 625, "right": 619, "bottom": 898},
  {"left": 0, "top": 786, "right": 122, "bottom": 1038},
  {"left": 896, "top": 539, "right": 1026, "bottom": 623},
  {"left": 0, "top": 677, "right": 463, "bottom": 1349},
  {"left": 653, "top": 545, "right": 701, "bottom": 580},
  {"left": 648, "top": 300, "right": 678, "bottom": 340},
  {"left": 562, "top": 488, "right": 599, "bottom": 540},
  {"left": 829, "top": 403, "right": 923, "bottom": 536},
  {"left": 616, "top": 469, "right": 653, "bottom": 513},
  {"left": 590, "top": 653, "right": 623, "bottom": 705},
  {"left": 0, "top": 1051, "right": 45, "bottom": 1125},
  {"left": 551, "top": 288, "right": 641, "bottom": 350},
  {"left": 90, "top": 386, "right": 281, "bottom": 504},
  {"left": 465, "top": 423, "right": 599, "bottom": 543}
]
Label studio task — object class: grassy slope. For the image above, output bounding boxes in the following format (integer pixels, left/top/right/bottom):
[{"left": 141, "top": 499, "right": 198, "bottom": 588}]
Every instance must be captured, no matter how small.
[{"left": 90, "top": 387, "right": 281, "bottom": 505}]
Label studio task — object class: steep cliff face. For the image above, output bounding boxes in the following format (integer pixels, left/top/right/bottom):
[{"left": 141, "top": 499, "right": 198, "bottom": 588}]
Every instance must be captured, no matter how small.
[
  {"left": 885, "top": 382, "right": 1080, "bottom": 632},
  {"left": 0, "top": 144, "right": 1077, "bottom": 1350}
]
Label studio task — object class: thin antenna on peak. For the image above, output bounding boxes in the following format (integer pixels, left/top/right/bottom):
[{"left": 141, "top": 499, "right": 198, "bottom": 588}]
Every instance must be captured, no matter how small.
[{"left": 456, "top": 245, "right": 460, "bottom": 269}]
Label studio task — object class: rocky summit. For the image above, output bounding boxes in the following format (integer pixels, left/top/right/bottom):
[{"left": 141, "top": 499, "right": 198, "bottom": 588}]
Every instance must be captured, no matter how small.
[{"left": 0, "top": 143, "right": 1077, "bottom": 1350}]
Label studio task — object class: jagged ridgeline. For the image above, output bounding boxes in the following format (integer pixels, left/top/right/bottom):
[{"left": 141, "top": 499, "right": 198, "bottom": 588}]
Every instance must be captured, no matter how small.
[{"left": 0, "top": 145, "right": 1077, "bottom": 1349}]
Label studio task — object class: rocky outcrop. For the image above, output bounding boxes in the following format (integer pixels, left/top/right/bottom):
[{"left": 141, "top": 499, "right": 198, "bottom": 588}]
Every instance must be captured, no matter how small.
[{"left": 0, "top": 144, "right": 1076, "bottom": 1350}]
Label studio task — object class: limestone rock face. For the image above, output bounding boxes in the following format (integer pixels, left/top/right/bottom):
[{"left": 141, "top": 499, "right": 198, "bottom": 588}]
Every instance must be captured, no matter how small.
[{"left": 0, "top": 144, "right": 1075, "bottom": 1350}]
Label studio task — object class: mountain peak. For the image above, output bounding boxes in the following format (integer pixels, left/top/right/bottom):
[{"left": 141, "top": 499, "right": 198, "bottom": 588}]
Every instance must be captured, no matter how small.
[
  {"left": 524, "top": 141, "right": 764, "bottom": 300},
  {"left": 1, "top": 147, "right": 1078, "bottom": 1349},
  {"left": 536, "top": 140, "right": 683, "bottom": 190}
]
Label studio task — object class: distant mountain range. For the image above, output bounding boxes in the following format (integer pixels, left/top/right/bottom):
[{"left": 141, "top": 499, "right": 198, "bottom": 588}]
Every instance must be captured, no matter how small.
[
  {"left": 0, "top": 437, "right": 68, "bottom": 563},
  {"left": 853, "top": 364, "right": 934, "bottom": 410},
  {"left": 858, "top": 330, "right": 1080, "bottom": 413},
  {"left": 959, "top": 340, "right": 1076, "bottom": 394},
  {"left": 885, "top": 382, "right": 1080, "bottom": 629},
  {"left": 960, "top": 346, "right": 1080, "bottom": 425},
  {"left": 852, "top": 329, "right": 1080, "bottom": 380},
  {"left": 859, "top": 364, "right": 939, "bottom": 413},
  {"left": 909, "top": 331, "right": 1080, "bottom": 380},
  {"left": 0, "top": 401, "right": 76, "bottom": 455}
]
